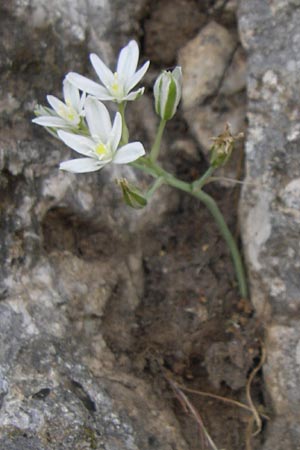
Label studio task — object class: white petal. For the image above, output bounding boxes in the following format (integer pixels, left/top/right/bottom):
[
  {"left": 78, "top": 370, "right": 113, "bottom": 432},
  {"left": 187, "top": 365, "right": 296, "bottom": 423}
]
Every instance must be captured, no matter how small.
[
  {"left": 109, "top": 112, "right": 122, "bottom": 151},
  {"left": 160, "top": 75, "right": 171, "bottom": 117},
  {"left": 123, "top": 87, "right": 145, "bottom": 102},
  {"left": 79, "top": 91, "right": 86, "bottom": 111},
  {"left": 32, "top": 116, "right": 72, "bottom": 128},
  {"left": 47, "top": 95, "right": 67, "bottom": 116},
  {"left": 90, "top": 53, "right": 114, "bottom": 88},
  {"left": 35, "top": 105, "right": 56, "bottom": 116},
  {"left": 172, "top": 67, "right": 182, "bottom": 108},
  {"left": 113, "top": 142, "right": 145, "bottom": 164},
  {"left": 60, "top": 158, "right": 107, "bottom": 173},
  {"left": 126, "top": 60, "right": 150, "bottom": 92},
  {"left": 57, "top": 130, "right": 95, "bottom": 156},
  {"left": 67, "top": 73, "right": 113, "bottom": 100},
  {"left": 153, "top": 73, "right": 163, "bottom": 114},
  {"left": 172, "top": 66, "right": 182, "bottom": 82},
  {"left": 63, "top": 78, "right": 80, "bottom": 111},
  {"left": 85, "top": 97, "right": 112, "bottom": 142},
  {"left": 117, "top": 40, "right": 139, "bottom": 80}
]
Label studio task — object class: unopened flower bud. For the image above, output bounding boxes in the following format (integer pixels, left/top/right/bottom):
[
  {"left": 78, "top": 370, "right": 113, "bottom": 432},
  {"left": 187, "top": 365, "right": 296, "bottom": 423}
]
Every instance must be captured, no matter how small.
[
  {"left": 153, "top": 67, "right": 182, "bottom": 121},
  {"left": 209, "top": 124, "right": 243, "bottom": 168},
  {"left": 118, "top": 179, "right": 147, "bottom": 209}
]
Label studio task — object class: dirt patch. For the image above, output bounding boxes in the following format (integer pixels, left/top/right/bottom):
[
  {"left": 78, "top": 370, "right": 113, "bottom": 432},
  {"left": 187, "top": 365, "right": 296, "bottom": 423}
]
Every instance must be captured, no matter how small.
[
  {"left": 39, "top": 129, "right": 265, "bottom": 450},
  {"left": 37, "top": 1, "right": 265, "bottom": 446},
  {"left": 130, "top": 185, "right": 264, "bottom": 449},
  {"left": 98, "top": 150, "right": 264, "bottom": 448}
]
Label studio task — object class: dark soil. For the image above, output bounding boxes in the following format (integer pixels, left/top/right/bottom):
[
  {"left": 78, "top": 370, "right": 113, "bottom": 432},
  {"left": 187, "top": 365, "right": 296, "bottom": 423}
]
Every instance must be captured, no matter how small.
[
  {"left": 98, "top": 138, "right": 264, "bottom": 449},
  {"left": 39, "top": 0, "right": 266, "bottom": 446},
  {"left": 41, "top": 146, "right": 266, "bottom": 450},
  {"left": 1, "top": 0, "right": 270, "bottom": 448},
  {"left": 41, "top": 121, "right": 266, "bottom": 450},
  {"left": 136, "top": 2, "right": 267, "bottom": 444},
  {"left": 131, "top": 171, "right": 265, "bottom": 450}
]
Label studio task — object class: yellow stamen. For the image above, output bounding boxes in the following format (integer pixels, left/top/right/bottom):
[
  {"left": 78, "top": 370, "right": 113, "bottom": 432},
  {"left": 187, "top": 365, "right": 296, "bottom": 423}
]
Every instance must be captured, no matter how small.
[
  {"left": 95, "top": 143, "right": 108, "bottom": 156},
  {"left": 59, "top": 104, "right": 77, "bottom": 122},
  {"left": 111, "top": 72, "right": 120, "bottom": 94}
]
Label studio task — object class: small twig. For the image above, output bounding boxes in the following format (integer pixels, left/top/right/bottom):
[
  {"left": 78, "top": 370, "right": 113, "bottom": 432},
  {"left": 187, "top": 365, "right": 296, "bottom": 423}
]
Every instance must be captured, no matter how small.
[
  {"left": 163, "top": 343, "right": 267, "bottom": 450},
  {"left": 245, "top": 415, "right": 255, "bottom": 450},
  {"left": 175, "top": 384, "right": 270, "bottom": 421},
  {"left": 246, "top": 343, "right": 267, "bottom": 436},
  {"left": 207, "top": 176, "right": 262, "bottom": 187},
  {"left": 166, "top": 377, "right": 220, "bottom": 450}
]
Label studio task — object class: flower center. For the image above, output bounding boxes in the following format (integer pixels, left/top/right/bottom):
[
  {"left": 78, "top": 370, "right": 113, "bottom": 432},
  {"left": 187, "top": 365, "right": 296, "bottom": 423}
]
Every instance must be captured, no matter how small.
[
  {"left": 110, "top": 72, "right": 124, "bottom": 99},
  {"left": 59, "top": 102, "right": 79, "bottom": 125},
  {"left": 95, "top": 142, "right": 110, "bottom": 159}
]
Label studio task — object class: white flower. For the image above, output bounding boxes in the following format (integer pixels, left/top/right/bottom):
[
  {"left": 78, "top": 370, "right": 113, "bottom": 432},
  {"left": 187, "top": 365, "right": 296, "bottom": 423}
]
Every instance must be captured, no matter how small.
[
  {"left": 66, "top": 40, "right": 150, "bottom": 103},
  {"left": 32, "top": 79, "right": 85, "bottom": 130},
  {"left": 58, "top": 97, "right": 145, "bottom": 173}
]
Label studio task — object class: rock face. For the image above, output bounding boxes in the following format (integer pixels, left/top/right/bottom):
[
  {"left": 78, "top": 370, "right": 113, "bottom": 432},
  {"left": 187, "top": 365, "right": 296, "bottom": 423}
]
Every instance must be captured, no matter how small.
[
  {"left": 144, "top": 0, "right": 205, "bottom": 66},
  {"left": 178, "top": 19, "right": 247, "bottom": 182},
  {"left": 179, "top": 22, "right": 236, "bottom": 110},
  {"left": 0, "top": 1, "right": 188, "bottom": 449},
  {"left": 238, "top": 1, "right": 300, "bottom": 448},
  {"left": 1, "top": 0, "right": 300, "bottom": 448}
]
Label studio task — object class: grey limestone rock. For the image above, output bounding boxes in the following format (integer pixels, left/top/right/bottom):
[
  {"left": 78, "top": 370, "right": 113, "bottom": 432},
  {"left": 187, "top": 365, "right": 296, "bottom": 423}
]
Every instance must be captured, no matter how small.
[
  {"left": 2, "top": 0, "right": 300, "bottom": 447},
  {"left": 0, "top": 1, "right": 188, "bottom": 449},
  {"left": 238, "top": 0, "right": 300, "bottom": 447},
  {"left": 179, "top": 21, "right": 237, "bottom": 111},
  {"left": 178, "top": 20, "right": 247, "bottom": 183}
]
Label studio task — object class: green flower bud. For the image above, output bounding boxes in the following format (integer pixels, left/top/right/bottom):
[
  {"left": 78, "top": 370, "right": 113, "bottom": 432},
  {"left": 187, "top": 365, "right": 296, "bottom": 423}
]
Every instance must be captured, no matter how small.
[
  {"left": 118, "top": 179, "right": 147, "bottom": 209},
  {"left": 209, "top": 124, "right": 243, "bottom": 168},
  {"left": 153, "top": 67, "right": 182, "bottom": 121}
]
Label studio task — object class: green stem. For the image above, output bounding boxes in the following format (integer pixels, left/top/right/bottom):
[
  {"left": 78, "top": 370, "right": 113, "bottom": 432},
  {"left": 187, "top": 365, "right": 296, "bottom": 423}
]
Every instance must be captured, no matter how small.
[
  {"left": 170, "top": 179, "right": 248, "bottom": 298},
  {"left": 146, "top": 177, "right": 165, "bottom": 200},
  {"left": 192, "top": 166, "right": 215, "bottom": 191},
  {"left": 150, "top": 119, "right": 166, "bottom": 162},
  {"left": 132, "top": 158, "right": 248, "bottom": 298},
  {"left": 190, "top": 190, "right": 248, "bottom": 299},
  {"left": 118, "top": 102, "right": 129, "bottom": 146}
]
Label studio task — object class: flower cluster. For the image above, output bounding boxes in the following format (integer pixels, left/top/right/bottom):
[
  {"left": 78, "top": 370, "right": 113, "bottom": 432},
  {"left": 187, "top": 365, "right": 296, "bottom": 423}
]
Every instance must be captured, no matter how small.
[
  {"left": 32, "top": 39, "right": 247, "bottom": 301},
  {"left": 33, "top": 40, "right": 182, "bottom": 174},
  {"left": 58, "top": 97, "right": 145, "bottom": 173},
  {"left": 33, "top": 40, "right": 151, "bottom": 173}
]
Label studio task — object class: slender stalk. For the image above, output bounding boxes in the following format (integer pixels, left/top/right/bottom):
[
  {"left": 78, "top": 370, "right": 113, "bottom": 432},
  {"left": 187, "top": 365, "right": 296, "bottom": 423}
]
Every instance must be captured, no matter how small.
[
  {"left": 192, "top": 166, "right": 215, "bottom": 191},
  {"left": 131, "top": 157, "right": 248, "bottom": 298},
  {"left": 118, "top": 102, "right": 129, "bottom": 146},
  {"left": 150, "top": 119, "right": 166, "bottom": 162},
  {"left": 190, "top": 189, "right": 248, "bottom": 299},
  {"left": 146, "top": 177, "right": 165, "bottom": 200}
]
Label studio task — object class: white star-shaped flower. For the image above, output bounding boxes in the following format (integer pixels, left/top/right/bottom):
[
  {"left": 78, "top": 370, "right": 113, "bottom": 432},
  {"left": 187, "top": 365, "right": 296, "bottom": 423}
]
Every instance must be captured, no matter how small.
[
  {"left": 32, "top": 79, "right": 85, "bottom": 130},
  {"left": 66, "top": 40, "right": 150, "bottom": 103},
  {"left": 58, "top": 97, "right": 145, "bottom": 173}
]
